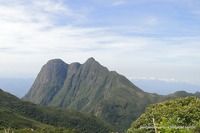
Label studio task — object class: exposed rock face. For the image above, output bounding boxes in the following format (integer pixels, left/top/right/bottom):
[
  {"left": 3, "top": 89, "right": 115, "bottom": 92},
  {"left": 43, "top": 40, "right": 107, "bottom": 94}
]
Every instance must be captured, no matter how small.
[
  {"left": 23, "top": 58, "right": 149, "bottom": 130},
  {"left": 23, "top": 59, "right": 68, "bottom": 105},
  {"left": 23, "top": 57, "right": 200, "bottom": 131}
]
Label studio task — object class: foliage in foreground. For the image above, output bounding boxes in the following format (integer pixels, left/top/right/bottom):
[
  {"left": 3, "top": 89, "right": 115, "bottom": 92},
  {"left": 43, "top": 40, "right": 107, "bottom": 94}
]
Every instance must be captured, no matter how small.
[
  {"left": 127, "top": 96, "right": 200, "bottom": 133},
  {"left": 0, "top": 127, "right": 78, "bottom": 133}
]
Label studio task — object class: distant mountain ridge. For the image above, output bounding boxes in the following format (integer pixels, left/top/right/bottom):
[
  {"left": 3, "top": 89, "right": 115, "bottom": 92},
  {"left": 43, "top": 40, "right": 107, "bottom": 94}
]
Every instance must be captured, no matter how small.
[
  {"left": 23, "top": 58, "right": 200, "bottom": 131},
  {"left": 132, "top": 79, "right": 200, "bottom": 95}
]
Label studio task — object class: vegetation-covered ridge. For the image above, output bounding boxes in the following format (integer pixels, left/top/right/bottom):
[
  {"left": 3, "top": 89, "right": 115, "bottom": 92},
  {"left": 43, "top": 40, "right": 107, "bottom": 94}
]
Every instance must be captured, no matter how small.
[
  {"left": 22, "top": 58, "right": 153, "bottom": 131},
  {"left": 0, "top": 89, "right": 113, "bottom": 133},
  {"left": 23, "top": 58, "right": 200, "bottom": 132},
  {"left": 127, "top": 96, "right": 200, "bottom": 133}
]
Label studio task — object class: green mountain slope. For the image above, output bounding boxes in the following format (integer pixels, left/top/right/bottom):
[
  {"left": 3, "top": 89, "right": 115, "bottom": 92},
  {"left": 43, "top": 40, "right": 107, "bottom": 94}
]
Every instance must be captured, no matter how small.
[
  {"left": 0, "top": 89, "right": 112, "bottom": 133},
  {"left": 127, "top": 96, "right": 200, "bottom": 133},
  {"left": 22, "top": 58, "right": 200, "bottom": 132},
  {"left": 23, "top": 58, "right": 156, "bottom": 131}
]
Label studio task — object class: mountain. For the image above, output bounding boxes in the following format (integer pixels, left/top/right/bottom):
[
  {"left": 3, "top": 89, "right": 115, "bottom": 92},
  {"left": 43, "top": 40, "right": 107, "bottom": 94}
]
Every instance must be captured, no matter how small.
[
  {"left": 23, "top": 59, "right": 69, "bottom": 105},
  {"left": 132, "top": 79, "right": 200, "bottom": 95},
  {"left": 23, "top": 58, "right": 200, "bottom": 132},
  {"left": 0, "top": 89, "right": 112, "bottom": 133},
  {"left": 127, "top": 96, "right": 200, "bottom": 133},
  {"left": 23, "top": 58, "right": 154, "bottom": 131}
]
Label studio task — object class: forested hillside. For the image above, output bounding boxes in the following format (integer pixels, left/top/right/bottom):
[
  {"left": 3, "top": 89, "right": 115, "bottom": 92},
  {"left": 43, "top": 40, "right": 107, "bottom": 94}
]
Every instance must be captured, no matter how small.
[{"left": 0, "top": 89, "right": 112, "bottom": 133}]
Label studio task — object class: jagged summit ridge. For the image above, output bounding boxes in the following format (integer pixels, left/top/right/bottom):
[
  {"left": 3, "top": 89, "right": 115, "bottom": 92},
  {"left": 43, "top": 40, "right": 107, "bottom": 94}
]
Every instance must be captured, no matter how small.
[
  {"left": 23, "top": 57, "right": 146, "bottom": 130},
  {"left": 84, "top": 57, "right": 102, "bottom": 68},
  {"left": 22, "top": 57, "right": 154, "bottom": 131},
  {"left": 23, "top": 57, "right": 200, "bottom": 131},
  {"left": 23, "top": 57, "right": 107, "bottom": 105},
  {"left": 86, "top": 57, "right": 96, "bottom": 62}
]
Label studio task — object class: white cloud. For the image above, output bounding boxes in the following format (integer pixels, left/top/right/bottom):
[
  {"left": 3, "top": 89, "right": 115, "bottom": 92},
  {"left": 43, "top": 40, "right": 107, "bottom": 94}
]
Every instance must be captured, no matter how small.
[
  {"left": 0, "top": 0, "right": 199, "bottom": 87},
  {"left": 112, "top": 0, "right": 126, "bottom": 6},
  {"left": 0, "top": 0, "right": 151, "bottom": 57},
  {"left": 0, "top": 0, "right": 89, "bottom": 52},
  {"left": 130, "top": 77, "right": 179, "bottom": 82}
]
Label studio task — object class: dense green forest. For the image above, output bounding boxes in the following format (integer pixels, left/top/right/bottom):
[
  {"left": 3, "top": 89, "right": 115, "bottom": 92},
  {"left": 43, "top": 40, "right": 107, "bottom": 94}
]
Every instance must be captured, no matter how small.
[
  {"left": 1, "top": 87, "right": 200, "bottom": 133},
  {"left": 127, "top": 96, "right": 200, "bottom": 133},
  {"left": 0, "top": 89, "right": 112, "bottom": 133}
]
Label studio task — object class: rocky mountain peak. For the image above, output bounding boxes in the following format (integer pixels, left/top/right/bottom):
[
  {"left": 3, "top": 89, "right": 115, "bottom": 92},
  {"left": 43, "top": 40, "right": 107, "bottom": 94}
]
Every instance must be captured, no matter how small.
[
  {"left": 21, "top": 58, "right": 153, "bottom": 131},
  {"left": 84, "top": 57, "right": 99, "bottom": 65},
  {"left": 46, "top": 58, "right": 67, "bottom": 65},
  {"left": 86, "top": 57, "right": 96, "bottom": 62},
  {"left": 22, "top": 58, "right": 200, "bottom": 131}
]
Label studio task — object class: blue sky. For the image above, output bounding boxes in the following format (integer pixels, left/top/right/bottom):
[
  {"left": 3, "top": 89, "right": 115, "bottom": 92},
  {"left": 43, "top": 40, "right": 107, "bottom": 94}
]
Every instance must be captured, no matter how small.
[{"left": 0, "top": 0, "right": 200, "bottom": 86}]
